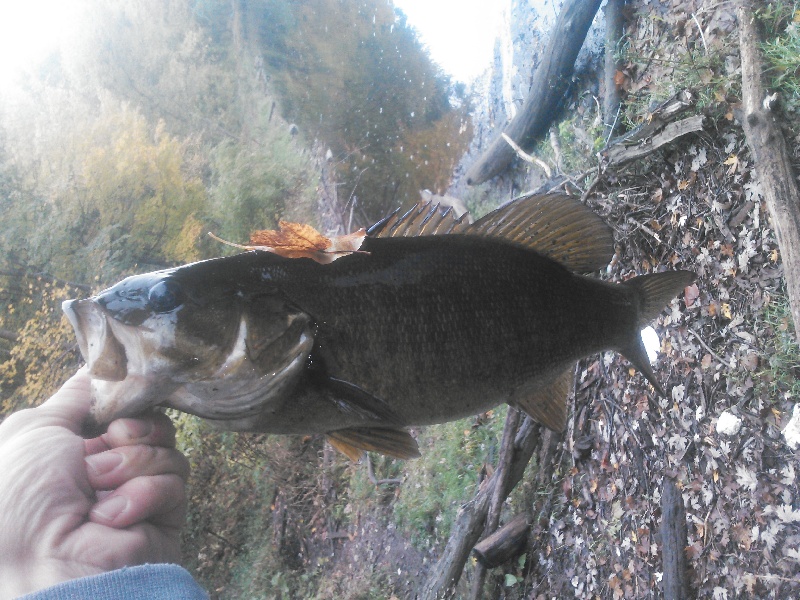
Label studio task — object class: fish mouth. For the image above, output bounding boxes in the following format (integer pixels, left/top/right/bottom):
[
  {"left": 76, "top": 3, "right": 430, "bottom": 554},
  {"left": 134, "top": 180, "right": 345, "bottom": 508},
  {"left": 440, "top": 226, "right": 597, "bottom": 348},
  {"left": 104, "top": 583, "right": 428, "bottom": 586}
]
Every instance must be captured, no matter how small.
[
  {"left": 63, "top": 298, "right": 171, "bottom": 434},
  {"left": 63, "top": 298, "right": 128, "bottom": 381}
]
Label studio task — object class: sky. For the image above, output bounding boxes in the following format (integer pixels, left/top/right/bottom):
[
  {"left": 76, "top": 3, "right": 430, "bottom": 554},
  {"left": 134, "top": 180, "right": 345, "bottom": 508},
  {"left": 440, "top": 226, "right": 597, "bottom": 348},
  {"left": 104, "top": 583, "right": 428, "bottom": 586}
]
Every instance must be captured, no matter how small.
[
  {"left": 0, "top": 0, "right": 78, "bottom": 86},
  {"left": 393, "top": 0, "right": 505, "bottom": 83},
  {"left": 0, "top": 0, "right": 504, "bottom": 87}
]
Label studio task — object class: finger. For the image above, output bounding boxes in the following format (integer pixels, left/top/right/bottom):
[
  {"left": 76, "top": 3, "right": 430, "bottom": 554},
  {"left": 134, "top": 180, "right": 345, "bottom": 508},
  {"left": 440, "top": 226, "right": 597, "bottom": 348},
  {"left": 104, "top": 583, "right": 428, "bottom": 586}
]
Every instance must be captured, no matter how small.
[
  {"left": 0, "top": 368, "right": 92, "bottom": 442},
  {"left": 86, "top": 445, "right": 190, "bottom": 490},
  {"left": 100, "top": 411, "right": 177, "bottom": 449},
  {"left": 89, "top": 473, "right": 186, "bottom": 531}
]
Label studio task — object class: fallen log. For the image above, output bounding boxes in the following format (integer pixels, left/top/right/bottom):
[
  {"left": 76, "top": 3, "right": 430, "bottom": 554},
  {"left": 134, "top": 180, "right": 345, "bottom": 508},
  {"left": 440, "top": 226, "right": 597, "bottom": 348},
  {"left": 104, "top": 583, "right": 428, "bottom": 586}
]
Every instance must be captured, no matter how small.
[
  {"left": 737, "top": 0, "right": 800, "bottom": 341},
  {"left": 472, "top": 512, "right": 530, "bottom": 569},
  {"left": 600, "top": 90, "right": 704, "bottom": 166},
  {"left": 419, "top": 417, "right": 544, "bottom": 600},
  {"left": 660, "top": 478, "right": 690, "bottom": 600},
  {"left": 466, "top": 0, "right": 603, "bottom": 185}
]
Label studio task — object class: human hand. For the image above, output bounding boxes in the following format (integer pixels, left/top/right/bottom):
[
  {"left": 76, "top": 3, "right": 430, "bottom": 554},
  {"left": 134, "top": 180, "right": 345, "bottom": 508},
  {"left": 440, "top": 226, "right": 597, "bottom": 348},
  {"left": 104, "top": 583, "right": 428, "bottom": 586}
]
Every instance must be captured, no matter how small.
[{"left": 0, "top": 368, "right": 190, "bottom": 598}]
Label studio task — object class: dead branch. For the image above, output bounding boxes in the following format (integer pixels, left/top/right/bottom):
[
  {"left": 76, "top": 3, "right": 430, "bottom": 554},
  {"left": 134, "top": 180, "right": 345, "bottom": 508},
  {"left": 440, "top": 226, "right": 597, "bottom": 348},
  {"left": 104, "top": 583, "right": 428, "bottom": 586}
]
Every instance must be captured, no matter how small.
[
  {"left": 600, "top": 90, "right": 704, "bottom": 166},
  {"left": 737, "top": 1, "right": 800, "bottom": 341},
  {"left": 0, "top": 329, "right": 18, "bottom": 343},
  {"left": 419, "top": 417, "right": 545, "bottom": 600},
  {"left": 472, "top": 512, "right": 530, "bottom": 569},
  {"left": 603, "top": 0, "right": 626, "bottom": 139},
  {"left": 469, "top": 408, "right": 522, "bottom": 599},
  {"left": 466, "top": 0, "right": 604, "bottom": 185}
]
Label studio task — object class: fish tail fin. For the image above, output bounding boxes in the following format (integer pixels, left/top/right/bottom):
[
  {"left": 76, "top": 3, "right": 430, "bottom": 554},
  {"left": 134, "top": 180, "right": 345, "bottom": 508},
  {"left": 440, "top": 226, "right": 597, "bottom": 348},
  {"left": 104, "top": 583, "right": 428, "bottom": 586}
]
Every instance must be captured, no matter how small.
[
  {"left": 620, "top": 270, "right": 696, "bottom": 396},
  {"left": 624, "top": 270, "right": 696, "bottom": 327}
]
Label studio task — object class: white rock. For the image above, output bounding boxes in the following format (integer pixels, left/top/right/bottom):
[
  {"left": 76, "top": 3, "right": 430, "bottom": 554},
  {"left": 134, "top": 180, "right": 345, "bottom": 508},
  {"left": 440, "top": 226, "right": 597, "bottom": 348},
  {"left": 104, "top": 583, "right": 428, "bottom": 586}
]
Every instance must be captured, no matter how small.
[
  {"left": 716, "top": 411, "right": 742, "bottom": 436},
  {"left": 782, "top": 404, "right": 800, "bottom": 450}
]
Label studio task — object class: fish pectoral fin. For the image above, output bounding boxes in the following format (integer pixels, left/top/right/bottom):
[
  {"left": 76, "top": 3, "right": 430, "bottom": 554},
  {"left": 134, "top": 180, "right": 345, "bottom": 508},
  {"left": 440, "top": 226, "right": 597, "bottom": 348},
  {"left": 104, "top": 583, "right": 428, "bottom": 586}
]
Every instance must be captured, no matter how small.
[
  {"left": 319, "top": 375, "right": 403, "bottom": 425},
  {"left": 327, "top": 427, "right": 421, "bottom": 461},
  {"left": 510, "top": 369, "right": 573, "bottom": 432}
]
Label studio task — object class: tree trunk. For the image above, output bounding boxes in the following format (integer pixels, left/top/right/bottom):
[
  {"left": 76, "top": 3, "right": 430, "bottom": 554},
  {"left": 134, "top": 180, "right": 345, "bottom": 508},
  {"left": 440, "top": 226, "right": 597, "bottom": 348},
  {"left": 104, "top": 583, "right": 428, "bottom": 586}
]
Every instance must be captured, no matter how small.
[
  {"left": 661, "top": 478, "right": 690, "bottom": 600},
  {"left": 603, "top": 0, "right": 625, "bottom": 139},
  {"left": 738, "top": 1, "right": 800, "bottom": 340},
  {"left": 466, "top": 0, "right": 604, "bottom": 185}
]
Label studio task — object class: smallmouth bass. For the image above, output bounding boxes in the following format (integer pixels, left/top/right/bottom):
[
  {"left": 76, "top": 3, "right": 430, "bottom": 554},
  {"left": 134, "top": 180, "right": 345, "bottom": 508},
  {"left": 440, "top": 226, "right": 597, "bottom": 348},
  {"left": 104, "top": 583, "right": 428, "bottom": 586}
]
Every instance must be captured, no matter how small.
[{"left": 63, "top": 193, "right": 694, "bottom": 459}]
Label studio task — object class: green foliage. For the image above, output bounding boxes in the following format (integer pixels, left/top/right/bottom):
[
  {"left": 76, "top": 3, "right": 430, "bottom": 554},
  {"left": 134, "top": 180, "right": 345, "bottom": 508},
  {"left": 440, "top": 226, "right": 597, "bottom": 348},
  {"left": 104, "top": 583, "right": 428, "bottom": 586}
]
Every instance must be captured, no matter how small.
[
  {"left": 758, "top": 2, "right": 800, "bottom": 115},
  {"left": 208, "top": 133, "right": 317, "bottom": 244},
  {"left": 756, "top": 295, "right": 800, "bottom": 400},
  {"left": 251, "top": 0, "right": 468, "bottom": 221},
  {"left": 392, "top": 408, "right": 507, "bottom": 548}
]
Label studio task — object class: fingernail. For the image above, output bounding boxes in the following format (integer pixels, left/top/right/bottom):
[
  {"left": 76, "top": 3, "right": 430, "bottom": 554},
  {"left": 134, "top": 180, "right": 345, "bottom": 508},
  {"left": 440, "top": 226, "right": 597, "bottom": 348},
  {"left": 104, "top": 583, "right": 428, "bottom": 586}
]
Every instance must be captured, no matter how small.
[
  {"left": 92, "top": 495, "right": 129, "bottom": 522},
  {"left": 85, "top": 452, "right": 123, "bottom": 476}
]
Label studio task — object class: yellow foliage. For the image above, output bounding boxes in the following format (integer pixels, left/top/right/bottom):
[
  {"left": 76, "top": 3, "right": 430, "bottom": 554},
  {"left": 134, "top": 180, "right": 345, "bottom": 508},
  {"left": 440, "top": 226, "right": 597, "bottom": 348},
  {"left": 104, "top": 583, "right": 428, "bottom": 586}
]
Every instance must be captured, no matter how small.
[{"left": 0, "top": 283, "right": 82, "bottom": 416}]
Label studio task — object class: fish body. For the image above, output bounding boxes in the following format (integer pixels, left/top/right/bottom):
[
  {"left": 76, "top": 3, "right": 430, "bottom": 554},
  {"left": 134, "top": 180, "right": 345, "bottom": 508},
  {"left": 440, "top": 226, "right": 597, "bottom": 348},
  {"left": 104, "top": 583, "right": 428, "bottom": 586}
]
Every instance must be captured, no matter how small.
[{"left": 63, "top": 193, "right": 694, "bottom": 458}]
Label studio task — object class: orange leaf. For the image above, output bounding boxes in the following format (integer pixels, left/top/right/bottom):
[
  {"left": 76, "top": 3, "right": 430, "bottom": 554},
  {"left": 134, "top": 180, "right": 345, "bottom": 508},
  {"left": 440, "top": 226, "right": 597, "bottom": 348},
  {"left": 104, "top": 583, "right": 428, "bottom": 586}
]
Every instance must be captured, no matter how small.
[
  {"left": 211, "top": 222, "right": 367, "bottom": 264},
  {"left": 250, "top": 221, "right": 331, "bottom": 256}
]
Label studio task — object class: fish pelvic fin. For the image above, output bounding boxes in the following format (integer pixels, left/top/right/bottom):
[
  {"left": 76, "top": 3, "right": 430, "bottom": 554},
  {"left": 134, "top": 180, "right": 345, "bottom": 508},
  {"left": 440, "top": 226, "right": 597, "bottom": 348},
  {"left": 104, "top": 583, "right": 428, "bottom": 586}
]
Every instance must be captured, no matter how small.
[
  {"left": 510, "top": 369, "right": 572, "bottom": 432},
  {"left": 327, "top": 427, "right": 421, "bottom": 461},
  {"left": 625, "top": 270, "right": 697, "bottom": 327},
  {"left": 619, "top": 269, "right": 696, "bottom": 396}
]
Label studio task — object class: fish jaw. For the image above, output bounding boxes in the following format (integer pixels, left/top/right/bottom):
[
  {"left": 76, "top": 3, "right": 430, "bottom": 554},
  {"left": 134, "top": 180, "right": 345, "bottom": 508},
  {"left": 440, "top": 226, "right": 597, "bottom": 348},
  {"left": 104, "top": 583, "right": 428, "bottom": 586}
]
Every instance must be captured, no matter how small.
[
  {"left": 62, "top": 298, "right": 128, "bottom": 381},
  {"left": 164, "top": 316, "right": 315, "bottom": 427},
  {"left": 64, "top": 298, "right": 184, "bottom": 431}
]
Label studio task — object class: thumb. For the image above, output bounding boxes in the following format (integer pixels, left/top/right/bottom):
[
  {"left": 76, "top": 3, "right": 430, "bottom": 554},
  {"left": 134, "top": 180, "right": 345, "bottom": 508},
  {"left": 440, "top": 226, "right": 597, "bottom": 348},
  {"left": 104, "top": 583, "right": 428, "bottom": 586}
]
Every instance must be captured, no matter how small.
[{"left": 28, "top": 368, "right": 93, "bottom": 434}]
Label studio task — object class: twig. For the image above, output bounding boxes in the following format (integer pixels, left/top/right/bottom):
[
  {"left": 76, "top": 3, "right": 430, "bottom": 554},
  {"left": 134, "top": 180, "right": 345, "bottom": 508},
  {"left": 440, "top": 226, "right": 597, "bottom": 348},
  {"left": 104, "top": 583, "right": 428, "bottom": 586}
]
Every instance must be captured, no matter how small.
[
  {"left": 686, "top": 328, "right": 727, "bottom": 367},
  {"left": 366, "top": 455, "right": 403, "bottom": 486},
  {"left": 691, "top": 13, "right": 708, "bottom": 55},
  {"left": 501, "top": 133, "right": 552, "bottom": 178},
  {"left": 626, "top": 216, "right": 662, "bottom": 243}
]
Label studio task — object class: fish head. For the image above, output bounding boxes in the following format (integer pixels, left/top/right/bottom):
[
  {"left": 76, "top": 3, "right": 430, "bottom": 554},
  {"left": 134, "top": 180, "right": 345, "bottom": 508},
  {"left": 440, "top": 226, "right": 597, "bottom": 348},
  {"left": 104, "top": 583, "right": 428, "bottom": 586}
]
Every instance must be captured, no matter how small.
[{"left": 63, "top": 263, "right": 315, "bottom": 434}]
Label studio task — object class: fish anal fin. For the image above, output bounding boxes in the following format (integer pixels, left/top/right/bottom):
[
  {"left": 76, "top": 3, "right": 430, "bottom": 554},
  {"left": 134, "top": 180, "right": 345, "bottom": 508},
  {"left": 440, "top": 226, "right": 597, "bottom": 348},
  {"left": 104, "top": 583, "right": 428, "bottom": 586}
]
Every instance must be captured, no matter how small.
[
  {"left": 511, "top": 369, "right": 572, "bottom": 432},
  {"left": 327, "top": 427, "right": 421, "bottom": 461},
  {"left": 327, "top": 435, "right": 366, "bottom": 462}
]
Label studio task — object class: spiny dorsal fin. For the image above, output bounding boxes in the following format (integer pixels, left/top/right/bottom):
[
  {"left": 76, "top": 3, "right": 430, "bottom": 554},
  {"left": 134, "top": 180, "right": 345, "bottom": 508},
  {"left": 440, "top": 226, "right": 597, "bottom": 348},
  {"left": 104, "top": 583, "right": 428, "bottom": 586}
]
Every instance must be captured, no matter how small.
[
  {"left": 368, "top": 201, "right": 471, "bottom": 238},
  {"left": 510, "top": 369, "right": 573, "bottom": 432},
  {"left": 327, "top": 427, "right": 421, "bottom": 461},
  {"left": 466, "top": 193, "right": 615, "bottom": 273}
]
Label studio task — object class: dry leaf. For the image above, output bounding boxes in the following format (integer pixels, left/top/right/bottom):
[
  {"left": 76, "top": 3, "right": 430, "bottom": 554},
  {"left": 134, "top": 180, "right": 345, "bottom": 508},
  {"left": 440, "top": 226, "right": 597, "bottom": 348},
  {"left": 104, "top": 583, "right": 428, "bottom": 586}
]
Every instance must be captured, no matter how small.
[
  {"left": 724, "top": 154, "right": 739, "bottom": 175},
  {"left": 210, "top": 221, "right": 366, "bottom": 264}
]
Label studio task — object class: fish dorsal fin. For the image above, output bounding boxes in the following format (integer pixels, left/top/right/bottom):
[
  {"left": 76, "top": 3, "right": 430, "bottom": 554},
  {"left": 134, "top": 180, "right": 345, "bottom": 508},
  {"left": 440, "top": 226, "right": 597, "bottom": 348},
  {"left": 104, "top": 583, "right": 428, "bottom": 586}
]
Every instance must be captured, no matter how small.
[
  {"left": 510, "top": 368, "right": 573, "bottom": 432},
  {"left": 466, "top": 193, "right": 615, "bottom": 273},
  {"left": 368, "top": 193, "right": 613, "bottom": 273},
  {"left": 327, "top": 427, "right": 421, "bottom": 461},
  {"left": 368, "top": 201, "right": 471, "bottom": 238}
]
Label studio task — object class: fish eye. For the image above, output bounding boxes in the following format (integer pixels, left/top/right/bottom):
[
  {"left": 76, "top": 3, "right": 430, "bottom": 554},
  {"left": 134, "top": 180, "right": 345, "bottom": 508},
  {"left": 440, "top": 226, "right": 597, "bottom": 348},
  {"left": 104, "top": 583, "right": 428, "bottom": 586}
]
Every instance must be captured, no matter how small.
[{"left": 147, "top": 280, "right": 183, "bottom": 313}]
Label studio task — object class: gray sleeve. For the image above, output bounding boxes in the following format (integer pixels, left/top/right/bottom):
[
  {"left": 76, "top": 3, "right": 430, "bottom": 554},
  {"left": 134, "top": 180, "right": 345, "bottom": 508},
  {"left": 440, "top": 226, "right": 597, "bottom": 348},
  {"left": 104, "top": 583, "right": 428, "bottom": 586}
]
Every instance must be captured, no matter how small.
[{"left": 19, "top": 564, "right": 208, "bottom": 600}]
